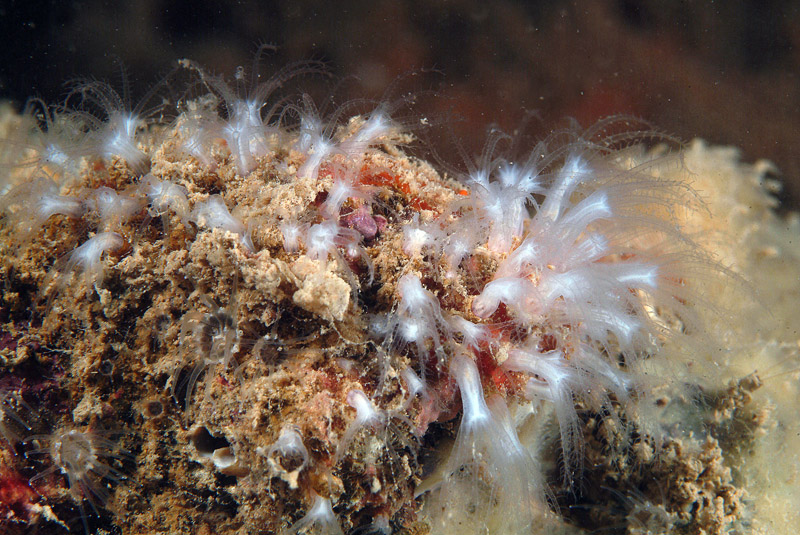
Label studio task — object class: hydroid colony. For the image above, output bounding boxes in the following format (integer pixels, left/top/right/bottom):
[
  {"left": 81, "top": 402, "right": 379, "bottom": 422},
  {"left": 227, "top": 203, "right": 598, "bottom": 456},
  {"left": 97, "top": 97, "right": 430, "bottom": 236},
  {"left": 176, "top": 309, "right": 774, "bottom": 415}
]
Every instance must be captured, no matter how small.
[{"left": 0, "top": 53, "right": 785, "bottom": 535}]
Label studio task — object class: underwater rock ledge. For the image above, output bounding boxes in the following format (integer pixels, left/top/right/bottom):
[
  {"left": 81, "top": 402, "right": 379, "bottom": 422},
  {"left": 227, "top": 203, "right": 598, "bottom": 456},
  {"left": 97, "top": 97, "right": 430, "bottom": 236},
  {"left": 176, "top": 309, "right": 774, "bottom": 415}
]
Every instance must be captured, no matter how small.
[{"left": 0, "top": 63, "right": 798, "bottom": 535}]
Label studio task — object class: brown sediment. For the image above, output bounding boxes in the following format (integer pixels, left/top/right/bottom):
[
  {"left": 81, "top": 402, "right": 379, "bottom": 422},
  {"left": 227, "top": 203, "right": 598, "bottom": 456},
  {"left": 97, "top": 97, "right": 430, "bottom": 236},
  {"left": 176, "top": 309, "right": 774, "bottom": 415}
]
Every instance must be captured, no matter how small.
[{"left": 558, "top": 374, "right": 759, "bottom": 535}]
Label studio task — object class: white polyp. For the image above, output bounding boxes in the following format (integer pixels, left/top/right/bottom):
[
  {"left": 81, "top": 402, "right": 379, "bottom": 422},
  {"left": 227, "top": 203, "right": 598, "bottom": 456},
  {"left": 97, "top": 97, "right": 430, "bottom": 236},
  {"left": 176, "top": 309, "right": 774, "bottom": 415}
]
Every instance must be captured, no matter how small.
[
  {"left": 399, "top": 316, "right": 423, "bottom": 342},
  {"left": 431, "top": 353, "right": 545, "bottom": 533},
  {"left": 537, "top": 270, "right": 592, "bottom": 308},
  {"left": 266, "top": 424, "right": 310, "bottom": 473},
  {"left": 140, "top": 175, "right": 190, "bottom": 221},
  {"left": 305, "top": 220, "right": 340, "bottom": 261},
  {"left": 339, "top": 107, "right": 393, "bottom": 158},
  {"left": 37, "top": 191, "right": 84, "bottom": 222},
  {"left": 401, "top": 367, "right": 425, "bottom": 400},
  {"left": 402, "top": 215, "right": 433, "bottom": 256},
  {"left": 190, "top": 195, "right": 253, "bottom": 251},
  {"left": 451, "top": 354, "right": 490, "bottom": 426},
  {"left": 346, "top": 389, "right": 383, "bottom": 427},
  {"left": 447, "top": 316, "right": 490, "bottom": 349},
  {"left": 443, "top": 231, "right": 474, "bottom": 270},
  {"left": 495, "top": 237, "right": 541, "bottom": 278},
  {"left": 335, "top": 389, "right": 386, "bottom": 462},
  {"left": 280, "top": 221, "right": 304, "bottom": 253},
  {"left": 612, "top": 263, "right": 659, "bottom": 289},
  {"left": 503, "top": 348, "right": 565, "bottom": 378},
  {"left": 472, "top": 277, "right": 537, "bottom": 319},
  {"left": 69, "top": 233, "right": 125, "bottom": 272},
  {"left": 284, "top": 492, "right": 344, "bottom": 535},
  {"left": 539, "top": 155, "right": 590, "bottom": 222},
  {"left": 297, "top": 138, "right": 335, "bottom": 180},
  {"left": 558, "top": 191, "right": 613, "bottom": 235},
  {"left": 102, "top": 112, "right": 147, "bottom": 170},
  {"left": 397, "top": 274, "right": 430, "bottom": 312},
  {"left": 89, "top": 186, "right": 142, "bottom": 229}
]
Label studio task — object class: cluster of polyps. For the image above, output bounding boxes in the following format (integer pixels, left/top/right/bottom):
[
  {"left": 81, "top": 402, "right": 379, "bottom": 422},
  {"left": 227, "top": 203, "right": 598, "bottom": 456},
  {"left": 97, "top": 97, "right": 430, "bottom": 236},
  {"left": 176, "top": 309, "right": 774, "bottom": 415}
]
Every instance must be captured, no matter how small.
[
  {"left": 387, "top": 120, "right": 710, "bottom": 532},
  {"left": 0, "top": 51, "right": 711, "bottom": 534}
]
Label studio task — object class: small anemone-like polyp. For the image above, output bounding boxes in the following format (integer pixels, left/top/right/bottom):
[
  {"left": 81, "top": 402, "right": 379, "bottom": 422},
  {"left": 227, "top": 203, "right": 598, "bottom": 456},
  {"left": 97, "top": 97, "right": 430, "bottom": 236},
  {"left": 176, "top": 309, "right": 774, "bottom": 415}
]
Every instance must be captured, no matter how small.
[
  {"left": 335, "top": 389, "right": 387, "bottom": 462},
  {"left": 258, "top": 424, "right": 310, "bottom": 490},
  {"left": 25, "top": 426, "right": 129, "bottom": 532},
  {"left": 180, "top": 48, "right": 325, "bottom": 175},
  {"left": 48, "top": 232, "right": 127, "bottom": 292},
  {"left": 65, "top": 80, "right": 152, "bottom": 174},
  {"left": 172, "top": 292, "right": 244, "bottom": 422},
  {"left": 0, "top": 177, "right": 85, "bottom": 244},
  {"left": 379, "top": 274, "right": 451, "bottom": 381},
  {"left": 138, "top": 174, "right": 190, "bottom": 226},
  {"left": 0, "top": 387, "right": 31, "bottom": 448},
  {"left": 426, "top": 353, "right": 546, "bottom": 535},
  {"left": 0, "top": 98, "right": 88, "bottom": 188},
  {"left": 190, "top": 194, "right": 255, "bottom": 252},
  {"left": 284, "top": 491, "right": 345, "bottom": 535}
]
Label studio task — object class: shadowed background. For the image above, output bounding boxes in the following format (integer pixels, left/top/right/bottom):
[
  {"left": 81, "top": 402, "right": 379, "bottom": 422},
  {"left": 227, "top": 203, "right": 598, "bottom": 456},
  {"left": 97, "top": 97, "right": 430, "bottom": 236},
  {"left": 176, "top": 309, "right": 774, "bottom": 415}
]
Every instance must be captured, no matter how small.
[{"left": 1, "top": 0, "right": 798, "bottom": 206}]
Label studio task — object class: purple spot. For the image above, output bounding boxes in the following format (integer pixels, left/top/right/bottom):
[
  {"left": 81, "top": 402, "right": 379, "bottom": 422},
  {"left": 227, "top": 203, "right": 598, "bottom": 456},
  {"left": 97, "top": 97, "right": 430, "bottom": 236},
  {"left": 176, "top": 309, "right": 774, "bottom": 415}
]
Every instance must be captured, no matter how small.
[{"left": 343, "top": 205, "right": 381, "bottom": 239}]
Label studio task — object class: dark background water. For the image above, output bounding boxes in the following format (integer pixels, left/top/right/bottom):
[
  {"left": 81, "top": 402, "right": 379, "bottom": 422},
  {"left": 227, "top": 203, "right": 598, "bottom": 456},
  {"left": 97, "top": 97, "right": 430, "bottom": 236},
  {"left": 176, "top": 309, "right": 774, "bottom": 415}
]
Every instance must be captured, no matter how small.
[{"left": 1, "top": 0, "right": 798, "bottom": 206}]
